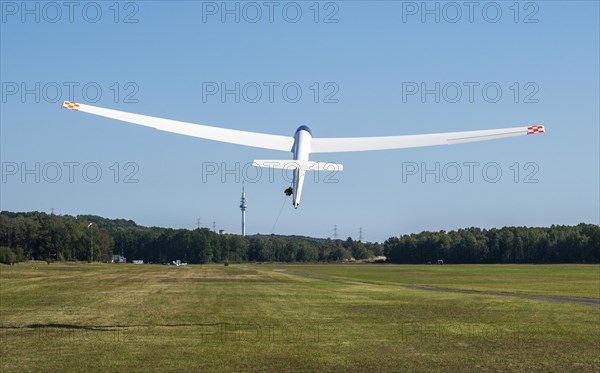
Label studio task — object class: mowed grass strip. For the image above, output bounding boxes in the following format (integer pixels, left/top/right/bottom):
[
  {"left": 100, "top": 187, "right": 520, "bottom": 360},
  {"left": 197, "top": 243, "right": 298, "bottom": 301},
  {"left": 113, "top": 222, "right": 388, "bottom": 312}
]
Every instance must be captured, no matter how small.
[
  {"left": 1, "top": 263, "right": 598, "bottom": 372},
  {"left": 265, "top": 263, "right": 600, "bottom": 299}
]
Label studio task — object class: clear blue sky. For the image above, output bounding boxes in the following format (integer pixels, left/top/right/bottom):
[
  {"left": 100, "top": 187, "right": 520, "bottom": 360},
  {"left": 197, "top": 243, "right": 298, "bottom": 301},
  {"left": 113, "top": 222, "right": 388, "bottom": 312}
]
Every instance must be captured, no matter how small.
[{"left": 1, "top": 1, "right": 598, "bottom": 241}]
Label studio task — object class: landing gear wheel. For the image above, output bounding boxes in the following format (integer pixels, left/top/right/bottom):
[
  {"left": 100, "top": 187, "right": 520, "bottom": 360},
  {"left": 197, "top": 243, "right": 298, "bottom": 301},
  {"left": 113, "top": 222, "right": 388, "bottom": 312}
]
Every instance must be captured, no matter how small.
[{"left": 284, "top": 187, "right": 293, "bottom": 196}]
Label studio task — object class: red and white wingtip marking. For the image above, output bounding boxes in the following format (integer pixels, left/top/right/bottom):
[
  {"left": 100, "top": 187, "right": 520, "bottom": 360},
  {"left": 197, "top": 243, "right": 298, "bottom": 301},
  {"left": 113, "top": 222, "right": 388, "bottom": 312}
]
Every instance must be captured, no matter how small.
[
  {"left": 527, "top": 125, "right": 545, "bottom": 135},
  {"left": 62, "top": 101, "right": 80, "bottom": 111}
]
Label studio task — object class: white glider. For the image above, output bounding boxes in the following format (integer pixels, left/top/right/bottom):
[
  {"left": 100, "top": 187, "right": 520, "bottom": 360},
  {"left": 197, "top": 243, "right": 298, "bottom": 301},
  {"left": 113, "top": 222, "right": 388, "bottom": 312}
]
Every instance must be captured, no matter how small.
[{"left": 62, "top": 101, "right": 545, "bottom": 208}]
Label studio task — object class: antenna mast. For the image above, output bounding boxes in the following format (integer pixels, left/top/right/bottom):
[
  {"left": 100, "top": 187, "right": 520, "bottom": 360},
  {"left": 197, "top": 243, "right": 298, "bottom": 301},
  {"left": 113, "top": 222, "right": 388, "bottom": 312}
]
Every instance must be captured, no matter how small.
[{"left": 240, "top": 183, "right": 247, "bottom": 236}]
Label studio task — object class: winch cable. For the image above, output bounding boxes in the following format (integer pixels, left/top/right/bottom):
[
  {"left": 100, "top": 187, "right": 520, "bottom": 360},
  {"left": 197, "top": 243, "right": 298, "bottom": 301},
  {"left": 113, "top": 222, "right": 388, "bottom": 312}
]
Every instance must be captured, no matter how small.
[{"left": 271, "top": 184, "right": 292, "bottom": 233}]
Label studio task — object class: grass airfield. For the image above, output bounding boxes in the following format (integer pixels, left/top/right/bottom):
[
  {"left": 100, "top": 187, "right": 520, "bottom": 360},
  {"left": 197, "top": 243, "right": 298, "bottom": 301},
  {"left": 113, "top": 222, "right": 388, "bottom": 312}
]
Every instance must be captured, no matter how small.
[{"left": 1, "top": 263, "right": 599, "bottom": 372}]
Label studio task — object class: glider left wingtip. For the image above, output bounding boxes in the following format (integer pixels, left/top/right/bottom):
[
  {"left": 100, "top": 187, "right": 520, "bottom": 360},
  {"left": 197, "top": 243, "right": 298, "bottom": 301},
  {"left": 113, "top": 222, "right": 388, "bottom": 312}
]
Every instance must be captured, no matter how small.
[
  {"left": 62, "top": 101, "right": 80, "bottom": 111},
  {"left": 527, "top": 125, "right": 545, "bottom": 135}
]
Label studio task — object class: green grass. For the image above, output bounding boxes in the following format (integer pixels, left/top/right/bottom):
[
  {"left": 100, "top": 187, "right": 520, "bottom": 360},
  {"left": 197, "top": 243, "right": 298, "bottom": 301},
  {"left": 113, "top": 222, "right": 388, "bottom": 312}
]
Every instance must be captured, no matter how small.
[{"left": 1, "top": 263, "right": 599, "bottom": 372}]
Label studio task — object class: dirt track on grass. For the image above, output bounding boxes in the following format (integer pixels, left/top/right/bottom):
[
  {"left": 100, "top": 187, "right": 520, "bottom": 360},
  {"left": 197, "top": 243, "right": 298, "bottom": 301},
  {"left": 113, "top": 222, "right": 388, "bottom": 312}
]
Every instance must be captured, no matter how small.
[
  {"left": 404, "top": 285, "right": 600, "bottom": 306},
  {"left": 275, "top": 269, "right": 600, "bottom": 306}
]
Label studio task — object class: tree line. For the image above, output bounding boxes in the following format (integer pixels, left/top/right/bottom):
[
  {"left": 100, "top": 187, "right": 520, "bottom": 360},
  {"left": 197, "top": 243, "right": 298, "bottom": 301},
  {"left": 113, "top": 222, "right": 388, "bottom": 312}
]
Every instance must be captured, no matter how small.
[
  {"left": 0, "top": 211, "right": 597, "bottom": 264},
  {"left": 383, "top": 225, "right": 599, "bottom": 264}
]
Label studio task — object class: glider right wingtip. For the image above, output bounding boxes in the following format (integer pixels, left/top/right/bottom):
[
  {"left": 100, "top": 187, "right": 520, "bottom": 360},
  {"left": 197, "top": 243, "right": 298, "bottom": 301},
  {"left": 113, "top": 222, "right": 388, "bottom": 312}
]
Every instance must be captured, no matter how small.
[
  {"left": 527, "top": 125, "right": 545, "bottom": 135},
  {"left": 62, "top": 101, "right": 80, "bottom": 111}
]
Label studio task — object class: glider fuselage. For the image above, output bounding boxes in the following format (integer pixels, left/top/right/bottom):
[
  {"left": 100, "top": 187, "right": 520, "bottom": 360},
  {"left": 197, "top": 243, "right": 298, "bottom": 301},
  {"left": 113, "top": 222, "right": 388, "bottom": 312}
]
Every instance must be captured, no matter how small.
[{"left": 291, "top": 125, "right": 312, "bottom": 208}]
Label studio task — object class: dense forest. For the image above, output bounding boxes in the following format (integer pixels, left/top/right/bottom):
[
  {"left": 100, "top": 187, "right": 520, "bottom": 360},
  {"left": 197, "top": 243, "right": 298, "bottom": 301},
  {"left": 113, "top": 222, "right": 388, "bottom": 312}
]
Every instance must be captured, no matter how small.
[{"left": 0, "top": 211, "right": 598, "bottom": 264}]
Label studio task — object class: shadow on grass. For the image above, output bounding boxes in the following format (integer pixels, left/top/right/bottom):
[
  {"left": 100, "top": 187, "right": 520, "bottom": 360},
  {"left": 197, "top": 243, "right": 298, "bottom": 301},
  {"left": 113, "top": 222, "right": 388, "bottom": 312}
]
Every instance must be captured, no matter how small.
[{"left": 0, "top": 322, "right": 220, "bottom": 331}]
